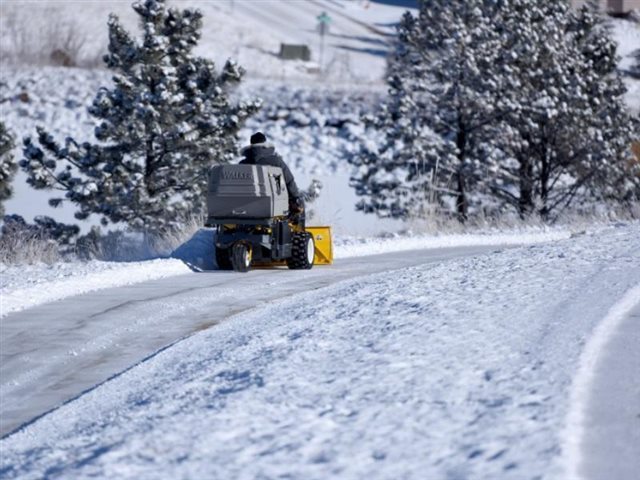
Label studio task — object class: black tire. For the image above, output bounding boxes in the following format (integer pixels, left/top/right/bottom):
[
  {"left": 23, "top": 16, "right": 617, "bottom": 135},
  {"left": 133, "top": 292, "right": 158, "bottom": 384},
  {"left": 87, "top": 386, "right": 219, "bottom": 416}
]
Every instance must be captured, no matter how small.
[
  {"left": 287, "top": 232, "right": 314, "bottom": 270},
  {"left": 215, "top": 246, "right": 232, "bottom": 270},
  {"left": 231, "top": 242, "right": 252, "bottom": 272}
]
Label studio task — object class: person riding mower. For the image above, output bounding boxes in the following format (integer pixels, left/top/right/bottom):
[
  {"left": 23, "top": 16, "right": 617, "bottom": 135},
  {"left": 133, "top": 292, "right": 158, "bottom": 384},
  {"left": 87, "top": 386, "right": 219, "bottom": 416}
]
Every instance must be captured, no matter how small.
[
  {"left": 240, "top": 132, "right": 305, "bottom": 226},
  {"left": 204, "top": 133, "right": 332, "bottom": 272}
]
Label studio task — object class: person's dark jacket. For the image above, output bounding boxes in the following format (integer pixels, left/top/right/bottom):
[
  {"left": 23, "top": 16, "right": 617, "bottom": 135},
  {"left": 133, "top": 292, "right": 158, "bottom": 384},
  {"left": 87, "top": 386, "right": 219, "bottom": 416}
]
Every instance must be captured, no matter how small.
[{"left": 240, "top": 144, "right": 301, "bottom": 201}]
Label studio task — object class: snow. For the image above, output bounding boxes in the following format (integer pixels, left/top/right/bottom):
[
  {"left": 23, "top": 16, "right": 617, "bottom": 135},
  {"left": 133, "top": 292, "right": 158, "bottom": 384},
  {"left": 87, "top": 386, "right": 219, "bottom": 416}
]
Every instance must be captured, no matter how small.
[
  {"left": 1, "top": 222, "right": 638, "bottom": 479},
  {"left": 332, "top": 228, "right": 571, "bottom": 259},
  {"left": 1, "top": 227, "right": 573, "bottom": 317},
  {"left": 612, "top": 17, "right": 640, "bottom": 70},
  {"left": 0, "top": 259, "right": 191, "bottom": 317},
  {"left": 611, "top": 17, "right": 640, "bottom": 113},
  {"left": 0, "top": 0, "right": 414, "bottom": 82},
  {"left": 0, "top": 4, "right": 638, "bottom": 477},
  {"left": 1, "top": 244, "right": 503, "bottom": 437}
]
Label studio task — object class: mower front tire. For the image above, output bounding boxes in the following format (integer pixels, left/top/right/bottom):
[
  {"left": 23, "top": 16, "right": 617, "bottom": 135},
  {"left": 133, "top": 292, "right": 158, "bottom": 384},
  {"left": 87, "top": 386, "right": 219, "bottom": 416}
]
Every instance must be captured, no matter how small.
[
  {"left": 231, "top": 242, "right": 252, "bottom": 272},
  {"left": 287, "top": 232, "right": 314, "bottom": 270}
]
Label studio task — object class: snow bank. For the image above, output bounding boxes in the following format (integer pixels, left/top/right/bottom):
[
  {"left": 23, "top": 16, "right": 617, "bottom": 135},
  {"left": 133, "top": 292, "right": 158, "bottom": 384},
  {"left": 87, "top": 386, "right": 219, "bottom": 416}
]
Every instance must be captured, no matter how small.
[
  {"left": 333, "top": 229, "right": 571, "bottom": 258},
  {"left": 0, "top": 259, "right": 191, "bottom": 317}
]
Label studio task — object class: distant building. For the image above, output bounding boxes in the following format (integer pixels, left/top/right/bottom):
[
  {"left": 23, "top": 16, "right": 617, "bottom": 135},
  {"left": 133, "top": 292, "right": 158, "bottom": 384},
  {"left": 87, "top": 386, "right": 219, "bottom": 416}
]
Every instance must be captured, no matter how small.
[{"left": 571, "top": 0, "right": 640, "bottom": 14}]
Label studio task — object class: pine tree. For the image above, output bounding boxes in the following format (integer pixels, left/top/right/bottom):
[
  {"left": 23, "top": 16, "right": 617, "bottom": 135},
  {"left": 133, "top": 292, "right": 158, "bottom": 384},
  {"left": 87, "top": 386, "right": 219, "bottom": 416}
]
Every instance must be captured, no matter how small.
[
  {"left": 20, "top": 0, "right": 260, "bottom": 234},
  {"left": 568, "top": 4, "right": 639, "bottom": 209},
  {"left": 351, "top": 0, "right": 638, "bottom": 221},
  {"left": 0, "top": 122, "right": 17, "bottom": 217},
  {"left": 349, "top": 1, "right": 517, "bottom": 221},
  {"left": 494, "top": 1, "right": 639, "bottom": 217}
]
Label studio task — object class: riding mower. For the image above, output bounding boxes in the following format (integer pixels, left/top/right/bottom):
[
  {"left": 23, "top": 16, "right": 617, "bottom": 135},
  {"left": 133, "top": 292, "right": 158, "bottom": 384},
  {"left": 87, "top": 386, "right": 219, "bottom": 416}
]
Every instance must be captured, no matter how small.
[{"left": 205, "top": 164, "right": 333, "bottom": 272}]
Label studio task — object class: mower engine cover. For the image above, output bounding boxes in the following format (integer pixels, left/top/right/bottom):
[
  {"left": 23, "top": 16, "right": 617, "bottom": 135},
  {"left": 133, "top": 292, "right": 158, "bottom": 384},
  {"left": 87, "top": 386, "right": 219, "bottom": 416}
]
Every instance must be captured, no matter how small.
[{"left": 207, "top": 165, "right": 289, "bottom": 220}]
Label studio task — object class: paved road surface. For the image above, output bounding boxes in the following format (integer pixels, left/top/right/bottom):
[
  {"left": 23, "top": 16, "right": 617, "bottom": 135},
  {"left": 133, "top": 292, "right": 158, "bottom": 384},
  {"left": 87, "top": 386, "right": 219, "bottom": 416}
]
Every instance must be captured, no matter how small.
[
  {"left": 0, "top": 246, "right": 500, "bottom": 436},
  {"left": 582, "top": 302, "right": 640, "bottom": 480}
]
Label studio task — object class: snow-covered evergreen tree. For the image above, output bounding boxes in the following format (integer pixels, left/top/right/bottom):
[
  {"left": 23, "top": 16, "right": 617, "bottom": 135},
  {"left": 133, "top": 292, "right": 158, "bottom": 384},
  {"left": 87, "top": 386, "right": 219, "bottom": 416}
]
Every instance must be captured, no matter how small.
[
  {"left": 20, "top": 0, "right": 260, "bottom": 234},
  {"left": 349, "top": 1, "right": 518, "bottom": 221},
  {"left": 0, "top": 122, "right": 17, "bottom": 217},
  {"left": 350, "top": 0, "right": 638, "bottom": 221},
  {"left": 495, "top": 1, "right": 639, "bottom": 217}
]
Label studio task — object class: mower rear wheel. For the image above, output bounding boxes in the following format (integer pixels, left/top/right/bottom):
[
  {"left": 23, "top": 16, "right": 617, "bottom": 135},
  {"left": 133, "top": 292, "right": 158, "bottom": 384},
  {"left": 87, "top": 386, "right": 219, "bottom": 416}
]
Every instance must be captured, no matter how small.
[
  {"left": 287, "top": 232, "right": 314, "bottom": 270},
  {"left": 231, "top": 242, "right": 252, "bottom": 272},
  {"left": 215, "top": 246, "right": 233, "bottom": 270}
]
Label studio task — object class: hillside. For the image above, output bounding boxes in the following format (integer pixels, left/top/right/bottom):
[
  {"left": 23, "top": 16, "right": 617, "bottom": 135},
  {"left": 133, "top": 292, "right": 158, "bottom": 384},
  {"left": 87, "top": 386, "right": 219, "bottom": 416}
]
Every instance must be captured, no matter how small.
[{"left": 0, "top": 0, "right": 416, "bottom": 83}]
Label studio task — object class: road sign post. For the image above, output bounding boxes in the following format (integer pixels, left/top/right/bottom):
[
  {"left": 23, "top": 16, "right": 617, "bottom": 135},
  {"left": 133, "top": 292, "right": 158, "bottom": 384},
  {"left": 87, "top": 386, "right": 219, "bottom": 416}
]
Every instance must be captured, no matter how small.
[{"left": 316, "top": 11, "right": 332, "bottom": 71}]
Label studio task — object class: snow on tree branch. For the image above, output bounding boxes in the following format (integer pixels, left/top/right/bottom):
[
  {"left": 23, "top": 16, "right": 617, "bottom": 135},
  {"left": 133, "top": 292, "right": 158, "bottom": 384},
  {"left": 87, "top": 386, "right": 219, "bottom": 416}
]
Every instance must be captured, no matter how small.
[
  {"left": 349, "top": 0, "right": 639, "bottom": 222},
  {"left": 0, "top": 122, "right": 18, "bottom": 217}
]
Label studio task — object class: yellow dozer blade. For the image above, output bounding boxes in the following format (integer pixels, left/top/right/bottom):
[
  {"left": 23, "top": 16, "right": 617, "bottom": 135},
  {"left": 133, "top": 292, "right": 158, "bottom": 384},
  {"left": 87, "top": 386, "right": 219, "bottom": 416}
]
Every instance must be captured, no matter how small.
[{"left": 306, "top": 226, "right": 333, "bottom": 265}]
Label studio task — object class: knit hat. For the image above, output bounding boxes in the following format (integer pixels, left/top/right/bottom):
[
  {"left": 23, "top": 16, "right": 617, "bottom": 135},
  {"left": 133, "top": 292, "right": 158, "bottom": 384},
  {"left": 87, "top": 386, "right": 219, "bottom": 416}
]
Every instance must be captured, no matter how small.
[{"left": 250, "top": 132, "right": 267, "bottom": 145}]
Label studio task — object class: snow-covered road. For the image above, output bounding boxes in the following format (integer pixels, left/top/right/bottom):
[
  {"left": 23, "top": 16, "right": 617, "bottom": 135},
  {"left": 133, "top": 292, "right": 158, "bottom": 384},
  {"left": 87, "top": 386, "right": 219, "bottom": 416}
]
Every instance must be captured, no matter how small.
[
  {"left": 1, "top": 224, "right": 639, "bottom": 479},
  {"left": 1, "top": 245, "right": 500, "bottom": 437}
]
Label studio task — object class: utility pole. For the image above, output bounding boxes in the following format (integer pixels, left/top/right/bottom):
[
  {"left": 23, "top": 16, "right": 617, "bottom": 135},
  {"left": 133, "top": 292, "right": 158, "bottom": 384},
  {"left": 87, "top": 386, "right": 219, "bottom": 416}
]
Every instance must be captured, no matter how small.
[{"left": 316, "top": 11, "right": 332, "bottom": 72}]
